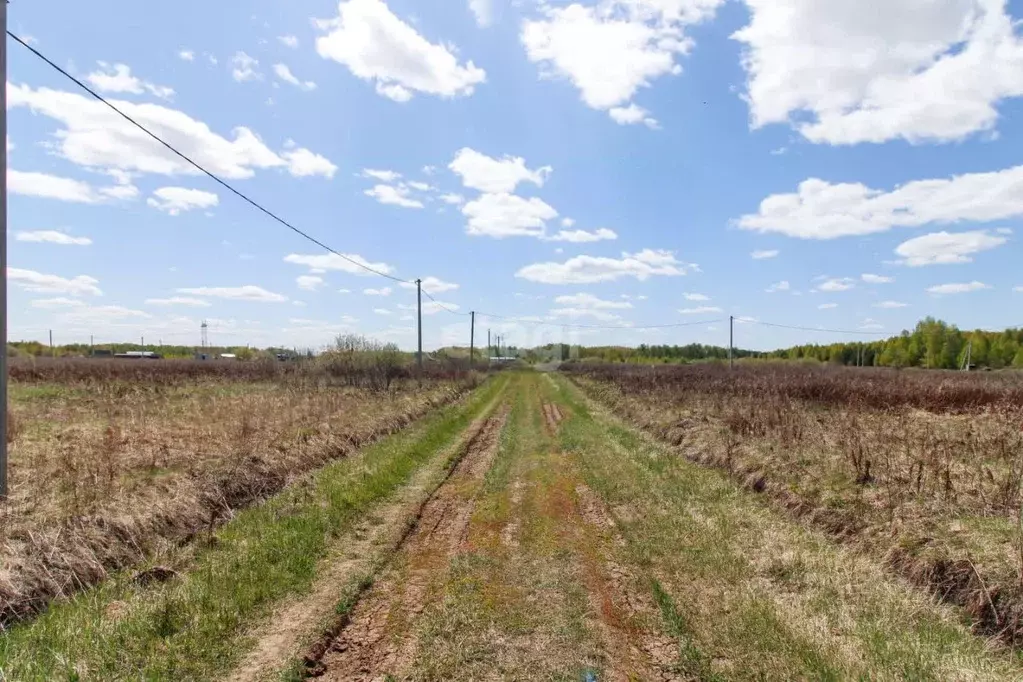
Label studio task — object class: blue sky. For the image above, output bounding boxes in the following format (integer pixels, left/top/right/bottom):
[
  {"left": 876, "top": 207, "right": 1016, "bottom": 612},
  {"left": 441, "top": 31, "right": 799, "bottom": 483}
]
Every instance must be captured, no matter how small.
[{"left": 7, "top": 0, "right": 1023, "bottom": 351}]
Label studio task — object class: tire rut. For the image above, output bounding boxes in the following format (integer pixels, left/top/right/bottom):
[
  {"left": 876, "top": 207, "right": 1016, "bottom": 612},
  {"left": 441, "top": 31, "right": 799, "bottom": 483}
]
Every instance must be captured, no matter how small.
[{"left": 309, "top": 410, "right": 509, "bottom": 681}]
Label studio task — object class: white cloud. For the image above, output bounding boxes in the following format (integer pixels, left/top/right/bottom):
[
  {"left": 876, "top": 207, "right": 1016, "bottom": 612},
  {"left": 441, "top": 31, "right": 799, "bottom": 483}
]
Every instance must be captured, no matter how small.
[
  {"left": 440, "top": 193, "right": 465, "bottom": 205},
  {"left": 817, "top": 277, "right": 855, "bottom": 292},
  {"left": 339, "top": 288, "right": 352, "bottom": 294},
  {"left": 363, "top": 287, "right": 393, "bottom": 296},
  {"left": 282, "top": 148, "right": 338, "bottom": 178},
  {"left": 765, "top": 280, "right": 790, "bottom": 293},
  {"left": 145, "top": 297, "right": 212, "bottom": 307},
  {"left": 818, "top": 303, "right": 838, "bottom": 310},
  {"left": 679, "top": 306, "right": 723, "bottom": 315},
  {"left": 8, "top": 84, "right": 334, "bottom": 179},
  {"left": 399, "top": 276, "right": 460, "bottom": 294},
  {"left": 561, "top": 218, "right": 576, "bottom": 228},
  {"left": 178, "top": 50, "right": 195, "bottom": 62},
  {"left": 146, "top": 187, "right": 219, "bottom": 215},
  {"left": 278, "top": 35, "right": 299, "bottom": 48},
  {"left": 1014, "top": 286, "right": 1023, "bottom": 293},
  {"left": 30, "top": 297, "right": 86, "bottom": 309},
  {"left": 927, "top": 281, "right": 991, "bottom": 295},
  {"left": 469, "top": 0, "right": 494, "bottom": 27},
  {"left": 363, "top": 169, "right": 402, "bottom": 182},
  {"left": 543, "top": 227, "right": 618, "bottom": 243},
  {"left": 284, "top": 252, "right": 395, "bottom": 276},
  {"left": 874, "top": 300, "right": 909, "bottom": 309},
  {"left": 364, "top": 184, "right": 424, "bottom": 208},
  {"left": 85, "top": 62, "right": 175, "bottom": 100},
  {"left": 894, "top": 230, "right": 1008, "bottom": 266},
  {"left": 231, "top": 51, "right": 262, "bottom": 82},
  {"left": 521, "top": 1, "right": 723, "bottom": 125},
  {"left": 374, "top": 308, "right": 393, "bottom": 315},
  {"left": 862, "top": 273, "right": 894, "bottom": 284},
  {"left": 860, "top": 321, "right": 885, "bottom": 331},
  {"left": 449, "top": 148, "right": 552, "bottom": 193},
  {"left": 59, "top": 304, "right": 153, "bottom": 326},
  {"left": 516, "top": 249, "right": 693, "bottom": 284},
  {"left": 554, "top": 293, "right": 632, "bottom": 310},
  {"left": 737, "top": 165, "right": 1023, "bottom": 239},
  {"left": 751, "top": 249, "right": 779, "bottom": 260},
  {"left": 462, "top": 193, "right": 557, "bottom": 238},
  {"left": 297, "top": 275, "right": 325, "bottom": 291},
  {"left": 177, "top": 286, "right": 288, "bottom": 302},
  {"left": 8, "top": 268, "right": 102, "bottom": 296},
  {"left": 733, "top": 0, "right": 1023, "bottom": 145},
  {"left": 549, "top": 307, "right": 624, "bottom": 322},
  {"left": 8, "top": 169, "right": 138, "bottom": 204},
  {"left": 15, "top": 230, "right": 92, "bottom": 246},
  {"left": 315, "top": 0, "right": 486, "bottom": 101},
  {"left": 407, "top": 181, "right": 432, "bottom": 192},
  {"left": 608, "top": 103, "right": 659, "bottom": 128},
  {"left": 683, "top": 293, "right": 709, "bottom": 301},
  {"left": 273, "top": 63, "right": 317, "bottom": 91}
]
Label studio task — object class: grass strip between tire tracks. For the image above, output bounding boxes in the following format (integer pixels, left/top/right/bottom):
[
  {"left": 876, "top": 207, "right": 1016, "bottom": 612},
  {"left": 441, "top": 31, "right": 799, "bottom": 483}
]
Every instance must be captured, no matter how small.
[{"left": 0, "top": 376, "right": 508, "bottom": 681}]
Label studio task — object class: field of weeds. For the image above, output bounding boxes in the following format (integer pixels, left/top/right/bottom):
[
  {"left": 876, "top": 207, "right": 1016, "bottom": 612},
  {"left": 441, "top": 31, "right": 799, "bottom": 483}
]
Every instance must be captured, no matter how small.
[
  {"left": 0, "top": 357, "right": 477, "bottom": 625},
  {"left": 565, "top": 362, "right": 1023, "bottom": 645}
]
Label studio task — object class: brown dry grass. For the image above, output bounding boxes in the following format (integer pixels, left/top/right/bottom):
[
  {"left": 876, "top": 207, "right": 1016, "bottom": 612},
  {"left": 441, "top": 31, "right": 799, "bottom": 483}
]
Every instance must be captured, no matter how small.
[
  {"left": 568, "top": 363, "right": 1023, "bottom": 646},
  {"left": 0, "top": 369, "right": 476, "bottom": 624}
]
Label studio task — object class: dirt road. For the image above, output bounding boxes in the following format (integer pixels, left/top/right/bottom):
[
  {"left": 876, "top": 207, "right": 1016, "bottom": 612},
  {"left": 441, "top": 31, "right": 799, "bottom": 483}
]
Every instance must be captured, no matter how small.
[{"left": 230, "top": 372, "right": 1023, "bottom": 681}]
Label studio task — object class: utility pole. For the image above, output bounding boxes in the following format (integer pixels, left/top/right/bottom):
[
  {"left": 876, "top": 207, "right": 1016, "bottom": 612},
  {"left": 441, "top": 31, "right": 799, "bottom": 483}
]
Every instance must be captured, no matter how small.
[
  {"left": 962, "top": 340, "right": 972, "bottom": 372},
  {"left": 469, "top": 311, "right": 475, "bottom": 371},
  {"left": 728, "top": 316, "right": 734, "bottom": 370},
  {"left": 487, "top": 329, "right": 491, "bottom": 364},
  {"left": 416, "top": 279, "right": 423, "bottom": 374},
  {"left": 2, "top": 0, "right": 9, "bottom": 498},
  {"left": 49, "top": 330, "right": 54, "bottom": 357},
  {"left": 90, "top": 335, "right": 94, "bottom": 357}
]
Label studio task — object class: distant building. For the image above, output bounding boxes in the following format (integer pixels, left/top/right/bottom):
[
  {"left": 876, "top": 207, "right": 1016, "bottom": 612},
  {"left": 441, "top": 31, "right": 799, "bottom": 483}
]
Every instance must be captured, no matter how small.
[
  {"left": 115, "top": 351, "right": 162, "bottom": 360},
  {"left": 219, "top": 353, "right": 238, "bottom": 360}
]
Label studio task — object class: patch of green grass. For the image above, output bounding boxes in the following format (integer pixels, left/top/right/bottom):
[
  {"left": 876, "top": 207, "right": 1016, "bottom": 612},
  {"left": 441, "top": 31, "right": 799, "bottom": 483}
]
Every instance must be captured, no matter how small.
[
  {"left": 650, "top": 579, "right": 722, "bottom": 681},
  {"left": 0, "top": 376, "right": 508, "bottom": 681}
]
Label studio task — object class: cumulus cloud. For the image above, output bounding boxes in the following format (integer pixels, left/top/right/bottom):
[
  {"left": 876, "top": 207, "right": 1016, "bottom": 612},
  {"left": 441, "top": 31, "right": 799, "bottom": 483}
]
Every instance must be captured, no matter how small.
[
  {"left": 178, "top": 50, "right": 195, "bottom": 62},
  {"left": 516, "top": 249, "right": 693, "bottom": 284},
  {"left": 284, "top": 252, "right": 395, "bottom": 276},
  {"left": 926, "top": 281, "right": 991, "bottom": 295},
  {"left": 362, "top": 169, "right": 401, "bottom": 182},
  {"left": 873, "top": 300, "right": 909, "bottom": 309},
  {"left": 16, "top": 230, "right": 92, "bottom": 246},
  {"left": 817, "top": 277, "right": 855, "bottom": 292},
  {"left": 733, "top": 0, "right": 1023, "bottom": 145},
  {"left": 469, "top": 0, "right": 494, "bottom": 27},
  {"left": 273, "top": 63, "right": 317, "bottom": 91},
  {"left": 440, "top": 193, "right": 465, "bottom": 205},
  {"left": 554, "top": 293, "right": 632, "bottom": 310},
  {"left": 315, "top": 0, "right": 486, "bottom": 101},
  {"left": 364, "top": 184, "right": 424, "bottom": 208},
  {"left": 751, "top": 249, "right": 779, "bottom": 259},
  {"left": 297, "top": 275, "right": 325, "bottom": 291},
  {"left": 737, "top": 165, "right": 1023, "bottom": 239},
  {"left": 363, "top": 287, "right": 392, "bottom": 296},
  {"left": 8, "top": 268, "right": 102, "bottom": 296},
  {"left": 231, "top": 51, "right": 262, "bottom": 82},
  {"left": 176, "top": 285, "right": 288, "bottom": 302},
  {"left": 278, "top": 35, "right": 299, "bottom": 48},
  {"left": 818, "top": 303, "right": 838, "bottom": 310},
  {"left": 683, "top": 293, "right": 710, "bottom": 301},
  {"left": 765, "top": 280, "right": 790, "bottom": 293},
  {"left": 678, "top": 306, "right": 723, "bottom": 315},
  {"left": 449, "top": 148, "right": 552, "bottom": 194},
  {"left": 8, "top": 169, "right": 138, "bottom": 204},
  {"left": 862, "top": 273, "right": 894, "bottom": 284},
  {"left": 86, "top": 62, "right": 174, "bottom": 100},
  {"left": 543, "top": 228, "right": 618, "bottom": 243},
  {"left": 145, "top": 297, "right": 212, "bottom": 307},
  {"left": 8, "top": 84, "right": 335, "bottom": 180},
  {"left": 281, "top": 147, "right": 338, "bottom": 178},
  {"left": 147, "top": 187, "right": 219, "bottom": 215},
  {"left": 521, "top": 0, "right": 723, "bottom": 125},
  {"left": 894, "top": 230, "right": 1008, "bottom": 266},
  {"left": 462, "top": 193, "right": 558, "bottom": 238}
]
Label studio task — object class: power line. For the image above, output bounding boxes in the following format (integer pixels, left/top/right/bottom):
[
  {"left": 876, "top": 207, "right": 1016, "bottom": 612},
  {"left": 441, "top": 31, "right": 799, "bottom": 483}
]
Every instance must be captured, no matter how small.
[
  {"left": 420, "top": 288, "right": 465, "bottom": 316},
  {"left": 6, "top": 30, "right": 408, "bottom": 284},
  {"left": 475, "top": 311, "right": 725, "bottom": 331},
  {"left": 750, "top": 320, "right": 886, "bottom": 336}
]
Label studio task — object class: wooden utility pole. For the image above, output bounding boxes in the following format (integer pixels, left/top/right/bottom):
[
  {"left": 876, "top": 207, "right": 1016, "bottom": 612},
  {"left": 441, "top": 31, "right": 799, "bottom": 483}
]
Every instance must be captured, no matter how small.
[
  {"left": 50, "top": 330, "right": 54, "bottom": 357},
  {"left": 1, "top": 0, "right": 8, "bottom": 498},
  {"left": 416, "top": 279, "right": 423, "bottom": 374},
  {"left": 469, "top": 311, "right": 475, "bottom": 371}
]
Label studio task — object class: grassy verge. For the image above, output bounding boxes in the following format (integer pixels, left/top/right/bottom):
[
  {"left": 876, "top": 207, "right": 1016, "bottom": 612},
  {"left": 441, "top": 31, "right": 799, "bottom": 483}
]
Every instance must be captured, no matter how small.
[
  {"left": 0, "top": 375, "right": 507, "bottom": 681},
  {"left": 551, "top": 374, "right": 1023, "bottom": 680}
]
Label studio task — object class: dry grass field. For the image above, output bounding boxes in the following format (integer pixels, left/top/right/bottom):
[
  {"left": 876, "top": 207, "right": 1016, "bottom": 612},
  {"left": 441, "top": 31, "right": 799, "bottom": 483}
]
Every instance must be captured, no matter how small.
[
  {"left": 565, "top": 362, "right": 1023, "bottom": 645},
  {"left": 0, "top": 357, "right": 476, "bottom": 624}
]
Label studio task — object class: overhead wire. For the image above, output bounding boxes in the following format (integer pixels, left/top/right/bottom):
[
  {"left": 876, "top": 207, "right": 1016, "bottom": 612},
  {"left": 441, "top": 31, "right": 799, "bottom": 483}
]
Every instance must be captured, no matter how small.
[
  {"left": 748, "top": 320, "right": 887, "bottom": 336},
  {"left": 475, "top": 311, "right": 725, "bottom": 331},
  {"left": 6, "top": 29, "right": 409, "bottom": 284}
]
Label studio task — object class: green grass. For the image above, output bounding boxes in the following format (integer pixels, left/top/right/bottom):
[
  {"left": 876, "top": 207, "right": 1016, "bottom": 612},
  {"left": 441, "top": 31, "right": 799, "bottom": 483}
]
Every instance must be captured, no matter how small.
[{"left": 0, "top": 375, "right": 507, "bottom": 681}]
